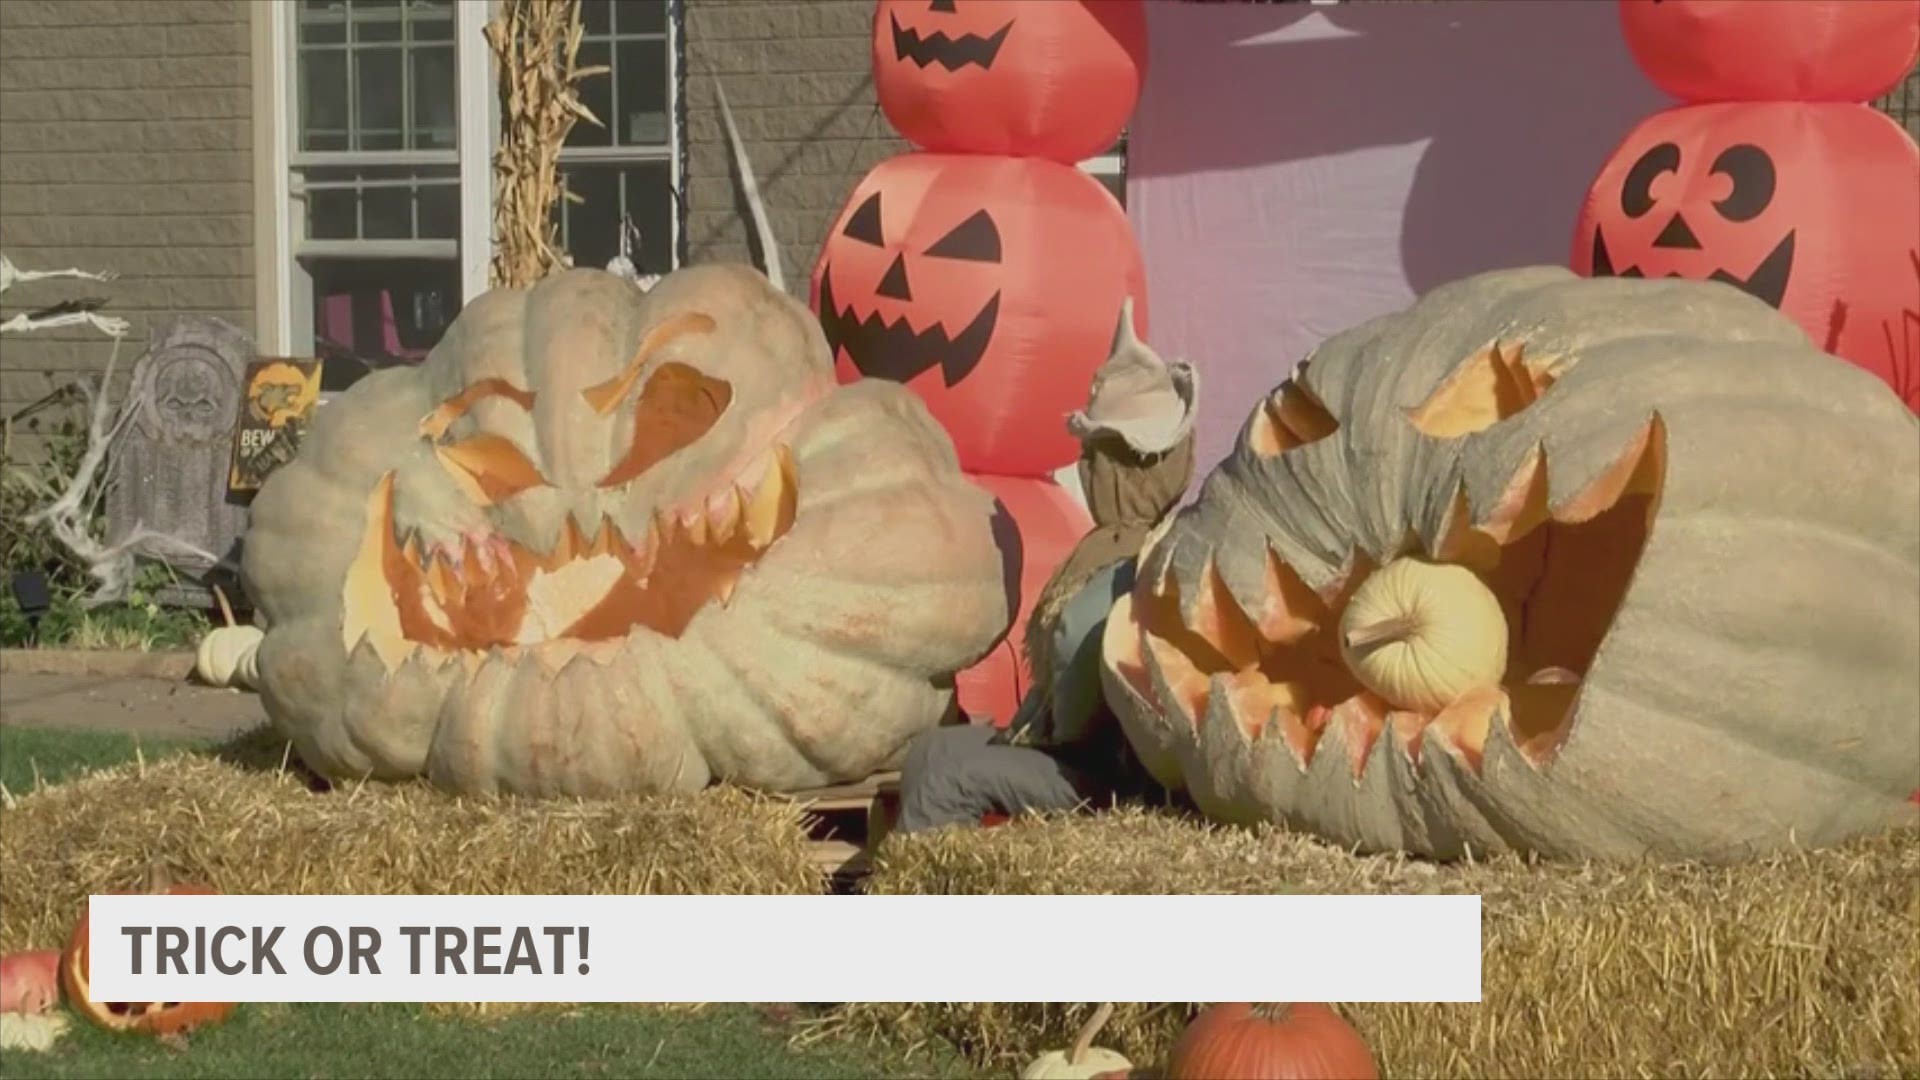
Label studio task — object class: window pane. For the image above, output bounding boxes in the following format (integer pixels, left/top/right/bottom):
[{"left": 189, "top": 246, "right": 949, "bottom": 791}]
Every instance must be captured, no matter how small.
[
  {"left": 309, "top": 187, "right": 357, "bottom": 240},
  {"left": 561, "top": 167, "right": 622, "bottom": 270},
  {"left": 615, "top": 0, "right": 667, "bottom": 36},
  {"left": 300, "top": 49, "right": 349, "bottom": 152},
  {"left": 560, "top": 163, "right": 674, "bottom": 276},
  {"left": 356, "top": 47, "right": 405, "bottom": 150},
  {"left": 570, "top": 40, "right": 614, "bottom": 148},
  {"left": 300, "top": 166, "right": 457, "bottom": 241},
  {"left": 307, "top": 257, "right": 462, "bottom": 364},
  {"left": 362, "top": 184, "right": 411, "bottom": 239},
  {"left": 352, "top": 0, "right": 402, "bottom": 43},
  {"left": 620, "top": 162, "right": 674, "bottom": 276},
  {"left": 417, "top": 183, "right": 458, "bottom": 239},
  {"left": 408, "top": 0, "right": 453, "bottom": 42},
  {"left": 298, "top": 0, "right": 347, "bottom": 46},
  {"left": 615, "top": 39, "right": 668, "bottom": 146},
  {"left": 582, "top": 0, "right": 611, "bottom": 38},
  {"left": 410, "top": 45, "right": 456, "bottom": 150}
]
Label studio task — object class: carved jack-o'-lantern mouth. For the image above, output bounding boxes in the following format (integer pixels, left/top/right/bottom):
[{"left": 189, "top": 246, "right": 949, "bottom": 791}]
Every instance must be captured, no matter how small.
[
  {"left": 889, "top": 9, "right": 1012, "bottom": 72},
  {"left": 343, "top": 443, "right": 799, "bottom": 670},
  {"left": 1590, "top": 227, "right": 1795, "bottom": 309},
  {"left": 1108, "top": 342, "right": 1669, "bottom": 780},
  {"left": 817, "top": 267, "right": 1000, "bottom": 386}
]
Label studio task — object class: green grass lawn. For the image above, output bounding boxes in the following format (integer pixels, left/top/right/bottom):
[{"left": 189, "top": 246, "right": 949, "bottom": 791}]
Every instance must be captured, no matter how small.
[
  {"left": 0, "top": 725, "right": 206, "bottom": 793},
  {"left": 0, "top": 725, "right": 982, "bottom": 1080}
]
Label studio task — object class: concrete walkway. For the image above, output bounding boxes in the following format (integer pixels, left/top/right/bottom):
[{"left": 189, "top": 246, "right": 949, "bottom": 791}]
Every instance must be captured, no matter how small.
[{"left": 0, "top": 673, "right": 270, "bottom": 741}]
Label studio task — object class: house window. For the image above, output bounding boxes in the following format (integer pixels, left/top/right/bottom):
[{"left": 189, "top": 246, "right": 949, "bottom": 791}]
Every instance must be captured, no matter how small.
[
  {"left": 1082, "top": 132, "right": 1128, "bottom": 208},
  {"left": 556, "top": 0, "right": 681, "bottom": 277},
  {"left": 289, "top": 0, "right": 466, "bottom": 368}
]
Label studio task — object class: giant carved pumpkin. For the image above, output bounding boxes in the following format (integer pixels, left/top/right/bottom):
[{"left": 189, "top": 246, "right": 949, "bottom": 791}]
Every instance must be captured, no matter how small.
[
  {"left": 1101, "top": 266, "right": 1920, "bottom": 862},
  {"left": 1618, "top": 0, "right": 1920, "bottom": 104},
  {"left": 1574, "top": 101, "right": 1920, "bottom": 410},
  {"left": 873, "top": 0, "right": 1147, "bottom": 164},
  {"left": 955, "top": 472, "right": 1094, "bottom": 726},
  {"left": 812, "top": 152, "right": 1148, "bottom": 477},
  {"left": 240, "top": 265, "right": 1011, "bottom": 797}
]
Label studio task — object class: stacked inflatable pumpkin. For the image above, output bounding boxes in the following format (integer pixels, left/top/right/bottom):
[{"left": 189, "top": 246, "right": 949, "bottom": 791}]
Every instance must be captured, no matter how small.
[
  {"left": 811, "top": 0, "right": 1152, "bottom": 724},
  {"left": 1574, "top": 0, "right": 1920, "bottom": 410}
]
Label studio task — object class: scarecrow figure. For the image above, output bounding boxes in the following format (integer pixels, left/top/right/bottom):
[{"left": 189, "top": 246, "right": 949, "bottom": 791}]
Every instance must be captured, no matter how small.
[{"left": 895, "top": 301, "right": 1198, "bottom": 832}]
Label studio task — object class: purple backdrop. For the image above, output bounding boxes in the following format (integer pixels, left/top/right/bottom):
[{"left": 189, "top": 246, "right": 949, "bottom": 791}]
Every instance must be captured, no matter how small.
[{"left": 1129, "top": 0, "right": 1670, "bottom": 480}]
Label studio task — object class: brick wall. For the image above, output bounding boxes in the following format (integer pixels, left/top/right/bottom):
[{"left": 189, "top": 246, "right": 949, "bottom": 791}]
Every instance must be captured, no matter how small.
[
  {"left": 681, "top": 0, "right": 904, "bottom": 298},
  {"left": 0, "top": 0, "right": 253, "bottom": 460}
]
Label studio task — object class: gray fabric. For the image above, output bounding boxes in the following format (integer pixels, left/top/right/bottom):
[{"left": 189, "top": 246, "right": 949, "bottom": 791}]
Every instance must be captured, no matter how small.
[
  {"left": 1024, "top": 559, "right": 1135, "bottom": 749},
  {"left": 894, "top": 724, "right": 1098, "bottom": 834}
]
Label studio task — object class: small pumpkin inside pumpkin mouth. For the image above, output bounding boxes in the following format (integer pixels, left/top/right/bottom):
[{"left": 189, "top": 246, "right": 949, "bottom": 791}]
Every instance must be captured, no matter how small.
[
  {"left": 342, "top": 443, "right": 800, "bottom": 670},
  {"left": 1111, "top": 342, "right": 1667, "bottom": 779}
]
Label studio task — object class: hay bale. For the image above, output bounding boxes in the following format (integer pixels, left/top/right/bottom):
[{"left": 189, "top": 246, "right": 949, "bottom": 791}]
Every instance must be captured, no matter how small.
[
  {"left": 0, "top": 752, "right": 825, "bottom": 954},
  {"left": 832, "top": 808, "right": 1920, "bottom": 1079}
]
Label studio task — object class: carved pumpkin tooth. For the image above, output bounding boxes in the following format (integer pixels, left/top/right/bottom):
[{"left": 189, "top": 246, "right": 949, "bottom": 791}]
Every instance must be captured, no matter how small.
[
  {"left": 684, "top": 508, "right": 709, "bottom": 546},
  {"left": 342, "top": 474, "right": 411, "bottom": 668},
  {"left": 744, "top": 448, "right": 794, "bottom": 548},
  {"left": 712, "top": 486, "right": 747, "bottom": 544},
  {"left": 1190, "top": 558, "right": 1262, "bottom": 670}
]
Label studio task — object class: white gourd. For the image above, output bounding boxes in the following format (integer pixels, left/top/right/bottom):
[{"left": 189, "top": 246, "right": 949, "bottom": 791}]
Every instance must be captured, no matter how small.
[
  {"left": 194, "top": 625, "right": 265, "bottom": 691},
  {"left": 1338, "top": 557, "right": 1509, "bottom": 713},
  {"left": 1020, "top": 1003, "right": 1132, "bottom": 1080}
]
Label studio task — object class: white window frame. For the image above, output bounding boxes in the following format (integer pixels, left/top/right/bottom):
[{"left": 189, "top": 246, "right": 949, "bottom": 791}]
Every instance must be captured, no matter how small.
[
  {"left": 254, "top": 0, "right": 499, "bottom": 356},
  {"left": 554, "top": 0, "right": 683, "bottom": 274}
]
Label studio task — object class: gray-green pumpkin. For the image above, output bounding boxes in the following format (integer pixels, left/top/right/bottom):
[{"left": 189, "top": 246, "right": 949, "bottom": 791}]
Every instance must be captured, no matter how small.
[{"left": 1100, "top": 266, "right": 1920, "bottom": 862}]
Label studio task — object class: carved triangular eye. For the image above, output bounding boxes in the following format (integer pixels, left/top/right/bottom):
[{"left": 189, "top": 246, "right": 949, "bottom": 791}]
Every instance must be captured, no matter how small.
[
  {"left": 924, "top": 209, "right": 1001, "bottom": 262},
  {"left": 843, "top": 193, "right": 884, "bottom": 246}
]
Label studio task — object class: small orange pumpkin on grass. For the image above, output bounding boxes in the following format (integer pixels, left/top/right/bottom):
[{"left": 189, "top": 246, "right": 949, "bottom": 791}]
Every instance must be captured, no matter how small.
[
  {"left": 1166, "top": 1003, "right": 1377, "bottom": 1080},
  {"left": 60, "top": 864, "right": 237, "bottom": 1036}
]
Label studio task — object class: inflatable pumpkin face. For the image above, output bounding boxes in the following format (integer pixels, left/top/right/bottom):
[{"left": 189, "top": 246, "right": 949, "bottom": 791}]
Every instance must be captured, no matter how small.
[
  {"left": 1618, "top": 0, "right": 1920, "bottom": 102},
  {"left": 240, "top": 265, "right": 1010, "bottom": 797},
  {"left": 1574, "top": 101, "right": 1920, "bottom": 406},
  {"left": 873, "top": 0, "right": 1147, "bottom": 163},
  {"left": 812, "top": 152, "right": 1147, "bottom": 477},
  {"left": 1101, "top": 267, "right": 1920, "bottom": 862}
]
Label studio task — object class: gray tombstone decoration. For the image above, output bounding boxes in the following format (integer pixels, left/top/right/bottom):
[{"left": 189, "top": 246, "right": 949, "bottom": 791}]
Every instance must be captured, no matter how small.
[{"left": 105, "top": 315, "right": 253, "bottom": 607}]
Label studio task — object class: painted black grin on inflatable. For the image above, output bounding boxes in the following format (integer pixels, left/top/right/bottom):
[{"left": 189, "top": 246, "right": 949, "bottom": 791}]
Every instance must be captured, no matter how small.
[
  {"left": 890, "top": 12, "right": 1012, "bottom": 72},
  {"left": 1590, "top": 228, "right": 1795, "bottom": 310},
  {"left": 817, "top": 268, "right": 1001, "bottom": 387}
]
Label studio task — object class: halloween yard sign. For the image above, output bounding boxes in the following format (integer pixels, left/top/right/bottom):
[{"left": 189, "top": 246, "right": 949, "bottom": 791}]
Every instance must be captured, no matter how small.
[
  {"left": 240, "top": 265, "right": 1011, "bottom": 797},
  {"left": 1578, "top": 0, "right": 1920, "bottom": 410},
  {"left": 873, "top": 0, "right": 1148, "bottom": 165}
]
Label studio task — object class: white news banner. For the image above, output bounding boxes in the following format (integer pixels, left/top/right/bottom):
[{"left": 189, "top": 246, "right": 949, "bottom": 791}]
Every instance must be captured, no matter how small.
[{"left": 88, "top": 894, "right": 1482, "bottom": 1003}]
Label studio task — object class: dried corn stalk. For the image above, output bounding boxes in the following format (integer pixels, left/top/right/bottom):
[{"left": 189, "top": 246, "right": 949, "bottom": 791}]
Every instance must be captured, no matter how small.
[{"left": 485, "top": 0, "right": 607, "bottom": 289}]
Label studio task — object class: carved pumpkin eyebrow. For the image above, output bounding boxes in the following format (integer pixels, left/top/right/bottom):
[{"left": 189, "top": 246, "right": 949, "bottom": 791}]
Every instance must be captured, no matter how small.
[
  {"left": 419, "top": 378, "right": 536, "bottom": 439},
  {"left": 583, "top": 312, "right": 719, "bottom": 415}
]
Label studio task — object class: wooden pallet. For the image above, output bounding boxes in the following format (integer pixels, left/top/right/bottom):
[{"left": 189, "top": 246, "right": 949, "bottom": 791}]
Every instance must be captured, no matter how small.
[{"left": 776, "top": 770, "right": 902, "bottom": 887}]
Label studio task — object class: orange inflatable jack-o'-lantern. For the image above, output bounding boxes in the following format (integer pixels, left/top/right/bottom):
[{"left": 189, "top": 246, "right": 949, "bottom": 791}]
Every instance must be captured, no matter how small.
[
  {"left": 1574, "top": 101, "right": 1920, "bottom": 409},
  {"left": 872, "top": 0, "right": 1147, "bottom": 163},
  {"left": 1618, "top": 0, "right": 1920, "bottom": 103},
  {"left": 812, "top": 152, "right": 1147, "bottom": 477},
  {"left": 954, "top": 472, "right": 1093, "bottom": 727}
]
